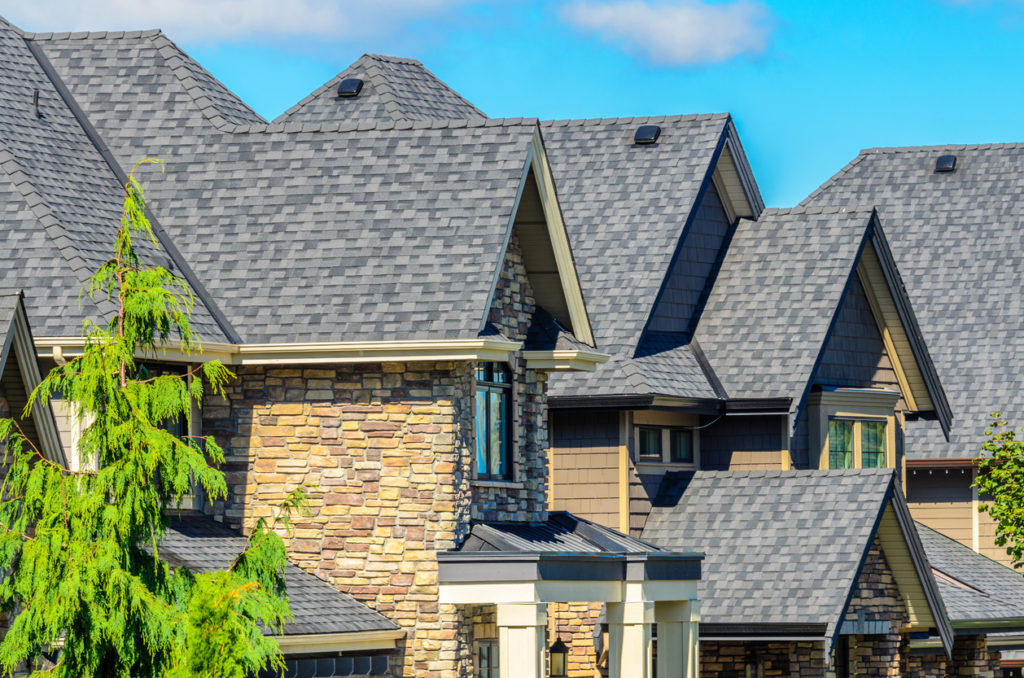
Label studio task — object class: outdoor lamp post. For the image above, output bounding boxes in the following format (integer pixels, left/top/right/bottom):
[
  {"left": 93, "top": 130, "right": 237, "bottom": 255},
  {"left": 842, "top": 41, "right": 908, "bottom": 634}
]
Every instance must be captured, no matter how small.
[{"left": 549, "top": 637, "right": 568, "bottom": 677}]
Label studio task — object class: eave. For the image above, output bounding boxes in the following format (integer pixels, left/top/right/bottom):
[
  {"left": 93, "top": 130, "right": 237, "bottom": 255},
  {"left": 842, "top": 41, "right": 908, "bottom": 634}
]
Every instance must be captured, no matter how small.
[
  {"left": 274, "top": 628, "right": 405, "bottom": 655},
  {"left": 521, "top": 349, "right": 609, "bottom": 372}
]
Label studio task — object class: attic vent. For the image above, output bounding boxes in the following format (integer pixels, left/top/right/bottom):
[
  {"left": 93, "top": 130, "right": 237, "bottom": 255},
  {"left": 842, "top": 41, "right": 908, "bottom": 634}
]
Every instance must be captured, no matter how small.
[
  {"left": 337, "top": 78, "right": 364, "bottom": 98},
  {"left": 634, "top": 125, "right": 661, "bottom": 145},
  {"left": 935, "top": 154, "right": 957, "bottom": 172}
]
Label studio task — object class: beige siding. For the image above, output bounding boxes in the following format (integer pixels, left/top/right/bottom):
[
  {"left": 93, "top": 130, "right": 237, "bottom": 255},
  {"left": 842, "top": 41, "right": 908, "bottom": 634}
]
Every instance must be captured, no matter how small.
[
  {"left": 700, "top": 414, "right": 786, "bottom": 470},
  {"left": 977, "top": 500, "right": 1015, "bottom": 567},
  {"left": 550, "top": 411, "right": 620, "bottom": 527},
  {"left": 906, "top": 471, "right": 973, "bottom": 548}
]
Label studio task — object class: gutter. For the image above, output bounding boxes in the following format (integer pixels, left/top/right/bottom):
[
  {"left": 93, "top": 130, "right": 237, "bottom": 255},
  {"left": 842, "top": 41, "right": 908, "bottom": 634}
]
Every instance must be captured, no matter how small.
[
  {"left": 274, "top": 628, "right": 405, "bottom": 655},
  {"left": 547, "top": 393, "right": 791, "bottom": 416}
]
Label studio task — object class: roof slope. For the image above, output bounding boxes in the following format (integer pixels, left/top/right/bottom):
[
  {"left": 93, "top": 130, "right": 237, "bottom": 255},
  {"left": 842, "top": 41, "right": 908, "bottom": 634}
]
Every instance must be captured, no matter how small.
[
  {"left": 803, "top": 145, "right": 1024, "bottom": 459},
  {"left": 643, "top": 469, "right": 892, "bottom": 632},
  {"left": 693, "top": 207, "right": 872, "bottom": 402},
  {"left": 275, "top": 53, "right": 485, "bottom": 124},
  {"left": 917, "top": 522, "right": 1024, "bottom": 626},
  {"left": 25, "top": 28, "right": 538, "bottom": 343},
  {"left": 0, "top": 21, "right": 226, "bottom": 341},
  {"left": 544, "top": 115, "right": 730, "bottom": 400},
  {"left": 162, "top": 514, "right": 398, "bottom": 636}
]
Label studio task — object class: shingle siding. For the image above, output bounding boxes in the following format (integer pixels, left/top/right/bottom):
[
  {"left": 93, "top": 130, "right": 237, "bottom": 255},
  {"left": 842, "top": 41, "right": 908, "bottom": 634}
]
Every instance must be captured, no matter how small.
[
  {"left": 699, "top": 414, "right": 785, "bottom": 470},
  {"left": 814, "top": 276, "right": 901, "bottom": 393},
  {"left": 550, "top": 410, "right": 620, "bottom": 528},
  {"left": 647, "top": 181, "right": 732, "bottom": 335}
]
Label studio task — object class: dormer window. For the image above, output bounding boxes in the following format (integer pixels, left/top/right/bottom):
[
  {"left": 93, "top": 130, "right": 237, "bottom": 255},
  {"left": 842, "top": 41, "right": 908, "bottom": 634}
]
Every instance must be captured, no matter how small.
[
  {"left": 475, "top": 362, "right": 512, "bottom": 480},
  {"left": 811, "top": 388, "right": 899, "bottom": 470}
]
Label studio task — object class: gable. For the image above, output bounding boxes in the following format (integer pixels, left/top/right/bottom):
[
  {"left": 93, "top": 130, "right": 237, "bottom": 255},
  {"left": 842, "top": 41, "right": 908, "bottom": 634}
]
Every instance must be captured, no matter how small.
[
  {"left": 813, "top": 275, "right": 902, "bottom": 396},
  {"left": 874, "top": 505, "right": 937, "bottom": 632},
  {"left": 646, "top": 181, "right": 733, "bottom": 338}
]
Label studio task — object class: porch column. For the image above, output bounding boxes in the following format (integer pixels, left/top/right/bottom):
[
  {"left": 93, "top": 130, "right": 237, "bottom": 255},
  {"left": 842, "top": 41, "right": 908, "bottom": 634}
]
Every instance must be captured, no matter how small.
[
  {"left": 655, "top": 600, "right": 700, "bottom": 678},
  {"left": 496, "top": 602, "right": 547, "bottom": 678},
  {"left": 607, "top": 601, "right": 654, "bottom": 678}
]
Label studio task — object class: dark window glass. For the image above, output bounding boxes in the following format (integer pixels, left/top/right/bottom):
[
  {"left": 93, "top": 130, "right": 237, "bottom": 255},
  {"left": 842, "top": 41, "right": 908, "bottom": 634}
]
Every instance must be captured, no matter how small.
[
  {"left": 829, "top": 420, "right": 853, "bottom": 469},
  {"left": 638, "top": 427, "right": 662, "bottom": 460},
  {"left": 861, "top": 421, "right": 885, "bottom": 468},
  {"left": 670, "top": 429, "right": 694, "bottom": 463},
  {"left": 478, "top": 639, "right": 499, "bottom": 678},
  {"left": 475, "top": 363, "right": 512, "bottom": 479}
]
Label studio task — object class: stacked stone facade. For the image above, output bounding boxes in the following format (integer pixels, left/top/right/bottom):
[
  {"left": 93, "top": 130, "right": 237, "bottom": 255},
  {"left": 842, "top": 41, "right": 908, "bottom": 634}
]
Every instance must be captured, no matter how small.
[
  {"left": 841, "top": 537, "right": 909, "bottom": 678},
  {"left": 550, "top": 601, "right": 605, "bottom": 676},
  {"left": 199, "top": 230, "right": 551, "bottom": 676},
  {"left": 700, "top": 641, "right": 827, "bottom": 678}
]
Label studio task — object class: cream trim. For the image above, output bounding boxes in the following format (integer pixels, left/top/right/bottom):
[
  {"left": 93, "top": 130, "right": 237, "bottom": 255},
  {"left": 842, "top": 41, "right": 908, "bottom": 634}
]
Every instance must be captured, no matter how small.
[
  {"left": 439, "top": 580, "right": 699, "bottom": 605},
  {"left": 521, "top": 349, "right": 609, "bottom": 372},
  {"left": 530, "top": 129, "right": 596, "bottom": 347},
  {"left": 877, "top": 505, "right": 937, "bottom": 633},
  {"left": 35, "top": 337, "right": 523, "bottom": 366},
  {"left": 619, "top": 411, "right": 631, "bottom": 534},
  {"left": 809, "top": 388, "right": 901, "bottom": 470},
  {"left": 274, "top": 628, "right": 405, "bottom": 654},
  {"left": 10, "top": 307, "right": 67, "bottom": 466}
]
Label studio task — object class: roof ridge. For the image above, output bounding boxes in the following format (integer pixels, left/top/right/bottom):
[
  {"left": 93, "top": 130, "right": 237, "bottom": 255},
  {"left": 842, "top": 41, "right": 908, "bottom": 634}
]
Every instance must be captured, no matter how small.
[
  {"left": 798, "top": 151, "right": 870, "bottom": 207},
  {"left": 761, "top": 205, "right": 875, "bottom": 217},
  {"left": 694, "top": 468, "right": 893, "bottom": 477},
  {"left": 861, "top": 141, "right": 1024, "bottom": 154},
  {"left": 916, "top": 520, "right": 1023, "bottom": 575},
  {"left": 23, "top": 28, "right": 163, "bottom": 41},
  {"left": 365, "top": 53, "right": 425, "bottom": 66},
  {"left": 542, "top": 112, "right": 730, "bottom": 127},
  {"left": 236, "top": 117, "right": 539, "bottom": 135}
]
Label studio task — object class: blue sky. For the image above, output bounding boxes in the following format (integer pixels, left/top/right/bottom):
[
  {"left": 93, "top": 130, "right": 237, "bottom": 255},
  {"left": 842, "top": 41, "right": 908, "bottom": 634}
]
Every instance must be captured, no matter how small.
[{"left": 10, "top": 0, "right": 1024, "bottom": 206}]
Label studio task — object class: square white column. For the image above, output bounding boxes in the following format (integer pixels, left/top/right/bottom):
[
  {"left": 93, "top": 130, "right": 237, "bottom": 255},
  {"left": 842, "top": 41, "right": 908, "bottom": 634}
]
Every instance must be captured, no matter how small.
[
  {"left": 496, "top": 602, "right": 547, "bottom": 678},
  {"left": 655, "top": 600, "right": 700, "bottom": 678},
  {"left": 607, "top": 600, "right": 654, "bottom": 678}
]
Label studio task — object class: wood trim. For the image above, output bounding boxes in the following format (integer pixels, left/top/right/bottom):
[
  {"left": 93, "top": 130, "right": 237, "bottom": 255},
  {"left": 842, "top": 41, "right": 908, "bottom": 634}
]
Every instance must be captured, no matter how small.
[
  {"left": 521, "top": 349, "right": 609, "bottom": 372},
  {"left": 809, "top": 389, "right": 900, "bottom": 470},
  {"left": 530, "top": 129, "right": 596, "bottom": 347},
  {"left": 781, "top": 415, "right": 792, "bottom": 470},
  {"left": 618, "top": 411, "right": 630, "bottom": 534},
  {"left": 856, "top": 265, "right": 918, "bottom": 411},
  {"left": 274, "top": 628, "right": 405, "bottom": 654},
  {"left": 972, "top": 467, "right": 980, "bottom": 553},
  {"left": 877, "top": 505, "right": 937, "bottom": 633}
]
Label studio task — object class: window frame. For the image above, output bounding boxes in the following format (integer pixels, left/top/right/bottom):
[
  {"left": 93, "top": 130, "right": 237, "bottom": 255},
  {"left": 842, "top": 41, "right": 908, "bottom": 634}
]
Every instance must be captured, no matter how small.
[
  {"left": 474, "top": 362, "right": 514, "bottom": 481},
  {"left": 475, "top": 638, "right": 499, "bottom": 678},
  {"left": 810, "top": 388, "right": 900, "bottom": 471},
  {"left": 633, "top": 426, "right": 698, "bottom": 467}
]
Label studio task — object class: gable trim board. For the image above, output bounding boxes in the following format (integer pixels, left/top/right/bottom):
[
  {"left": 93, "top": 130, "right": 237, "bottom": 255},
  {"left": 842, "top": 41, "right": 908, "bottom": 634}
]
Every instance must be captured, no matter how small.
[
  {"left": 481, "top": 129, "right": 596, "bottom": 348},
  {"left": 0, "top": 293, "right": 66, "bottom": 466},
  {"left": 275, "top": 628, "right": 406, "bottom": 654},
  {"left": 23, "top": 36, "right": 243, "bottom": 346}
]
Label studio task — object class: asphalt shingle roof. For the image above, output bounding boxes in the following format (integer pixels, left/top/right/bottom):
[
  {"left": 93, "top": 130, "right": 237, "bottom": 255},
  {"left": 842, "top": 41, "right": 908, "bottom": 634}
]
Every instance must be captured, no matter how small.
[
  {"left": 275, "top": 53, "right": 486, "bottom": 124},
  {"left": 803, "top": 145, "right": 1024, "bottom": 459},
  {"left": 692, "top": 207, "right": 873, "bottom": 402},
  {"left": 161, "top": 514, "right": 398, "bottom": 636},
  {"left": 643, "top": 469, "right": 894, "bottom": 631},
  {"left": 916, "top": 522, "right": 1024, "bottom": 624},
  {"left": 0, "top": 291, "right": 18, "bottom": 359},
  {"left": 0, "top": 20, "right": 227, "bottom": 341}
]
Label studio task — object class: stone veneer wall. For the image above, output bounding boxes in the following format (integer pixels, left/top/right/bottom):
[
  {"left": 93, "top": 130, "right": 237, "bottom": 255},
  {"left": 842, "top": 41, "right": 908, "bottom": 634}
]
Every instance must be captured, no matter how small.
[
  {"left": 472, "top": 229, "right": 548, "bottom": 523},
  {"left": 842, "top": 537, "right": 909, "bottom": 678},
  {"left": 700, "top": 641, "right": 827, "bottom": 678},
  {"left": 550, "top": 602, "right": 605, "bottom": 677}
]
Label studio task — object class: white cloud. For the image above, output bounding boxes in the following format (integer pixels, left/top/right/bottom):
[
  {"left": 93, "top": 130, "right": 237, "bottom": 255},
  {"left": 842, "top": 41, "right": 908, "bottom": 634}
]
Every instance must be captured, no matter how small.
[
  {"left": 3, "top": 0, "right": 474, "bottom": 42},
  {"left": 560, "top": 0, "right": 773, "bottom": 66}
]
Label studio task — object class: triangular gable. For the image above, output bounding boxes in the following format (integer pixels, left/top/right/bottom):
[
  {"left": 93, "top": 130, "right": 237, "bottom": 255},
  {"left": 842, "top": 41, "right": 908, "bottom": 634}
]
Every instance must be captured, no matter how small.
[
  {"left": 835, "top": 478, "right": 953, "bottom": 657},
  {"left": 811, "top": 216, "right": 952, "bottom": 436},
  {"left": 0, "top": 291, "right": 65, "bottom": 466},
  {"left": 484, "top": 128, "right": 597, "bottom": 352}
]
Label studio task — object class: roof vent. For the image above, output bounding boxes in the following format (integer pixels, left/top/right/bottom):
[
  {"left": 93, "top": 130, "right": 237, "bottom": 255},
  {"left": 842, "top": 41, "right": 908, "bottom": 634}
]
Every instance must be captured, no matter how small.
[
  {"left": 634, "top": 125, "right": 661, "bottom": 145},
  {"left": 935, "top": 154, "right": 957, "bottom": 172},
  {"left": 337, "top": 78, "right": 364, "bottom": 98}
]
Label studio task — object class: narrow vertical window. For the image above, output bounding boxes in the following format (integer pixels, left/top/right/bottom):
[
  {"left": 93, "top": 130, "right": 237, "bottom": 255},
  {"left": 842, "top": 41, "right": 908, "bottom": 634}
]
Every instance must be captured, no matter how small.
[
  {"left": 475, "top": 363, "right": 511, "bottom": 480},
  {"left": 829, "top": 420, "right": 853, "bottom": 469},
  {"left": 638, "top": 427, "right": 662, "bottom": 461},
  {"left": 861, "top": 421, "right": 885, "bottom": 468},
  {"left": 477, "top": 639, "right": 499, "bottom": 678}
]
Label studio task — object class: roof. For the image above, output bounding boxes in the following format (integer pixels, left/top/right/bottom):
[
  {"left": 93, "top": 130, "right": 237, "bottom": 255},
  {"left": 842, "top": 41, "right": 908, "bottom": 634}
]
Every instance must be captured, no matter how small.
[
  {"left": 275, "top": 53, "right": 485, "bottom": 124},
  {"left": 916, "top": 522, "right": 1024, "bottom": 627},
  {"left": 458, "top": 511, "right": 665, "bottom": 554},
  {"left": 0, "top": 21, "right": 229, "bottom": 342},
  {"left": 692, "top": 206, "right": 873, "bottom": 403},
  {"left": 643, "top": 469, "right": 951, "bottom": 650},
  {"left": 803, "top": 145, "right": 1024, "bottom": 459},
  {"left": 161, "top": 514, "right": 398, "bottom": 636},
  {"left": 0, "top": 292, "right": 18, "bottom": 357}
]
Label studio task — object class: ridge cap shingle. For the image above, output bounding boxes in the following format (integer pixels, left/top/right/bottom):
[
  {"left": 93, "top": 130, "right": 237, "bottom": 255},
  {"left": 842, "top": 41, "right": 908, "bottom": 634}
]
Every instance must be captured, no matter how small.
[{"left": 541, "top": 112, "right": 730, "bottom": 127}]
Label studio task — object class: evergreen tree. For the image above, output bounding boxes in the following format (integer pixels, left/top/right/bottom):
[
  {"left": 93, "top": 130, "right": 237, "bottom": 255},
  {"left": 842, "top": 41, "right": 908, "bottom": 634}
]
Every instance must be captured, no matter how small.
[{"left": 0, "top": 161, "right": 301, "bottom": 677}]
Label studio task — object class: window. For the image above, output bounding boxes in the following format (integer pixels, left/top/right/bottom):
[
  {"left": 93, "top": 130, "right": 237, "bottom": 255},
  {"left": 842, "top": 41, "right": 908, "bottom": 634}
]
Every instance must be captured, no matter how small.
[
  {"left": 634, "top": 427, "right": 697, "bottom": 465},
  {"left": 477, "top": 639, "right": 499, "bottom": 678},
  {"left": 638, "top": 427, "right": 662, "bottom": 460},
  {"left": 475, "top": 363, "right": 512, "bottom": 480},
  {"left": 827, "top": 418, "right": 886, "bottom": 470}
]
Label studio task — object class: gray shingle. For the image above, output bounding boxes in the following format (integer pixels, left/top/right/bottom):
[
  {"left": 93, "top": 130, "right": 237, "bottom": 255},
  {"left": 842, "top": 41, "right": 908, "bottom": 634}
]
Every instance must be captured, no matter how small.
[
  {"left": 275, "top": 54, "right": 486, "bottom": 124},
  {"left": 693, "top": 207, "right": 873, "bottom": 403},
  {"left": 643, "top": 469, "right": 893, "bottom": 630},
  {"left": 803, "top": 146, "right": 1024, "bottom": 459},
  {"left": 0, "top": 22, "right": 226, "bottom": 341},
  {"left": 916, "top": 522, "right": 1024, "bottom": 624},
  {"left": 161, "top": 514, "right": 399, "bottom": 635}
]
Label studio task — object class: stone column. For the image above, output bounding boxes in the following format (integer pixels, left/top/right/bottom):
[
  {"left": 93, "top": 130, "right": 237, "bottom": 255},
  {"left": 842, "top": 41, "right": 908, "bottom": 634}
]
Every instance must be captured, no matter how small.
[
  {"left": 496, "top": 603, "right": 547, "bottom": 678},
  {"left": 950, "top": 635, "right": 997, "bottom": 678},
  {"left": 608, "top": 601, "right": 654, "bottom": 678},
  {"left": 655, "top": 600, "right": 700, "bottom": 678}
]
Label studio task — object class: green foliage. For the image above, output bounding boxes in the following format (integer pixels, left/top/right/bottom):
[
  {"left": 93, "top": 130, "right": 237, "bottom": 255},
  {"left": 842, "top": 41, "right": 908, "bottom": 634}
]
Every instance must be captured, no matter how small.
[
  {"left": 974, "top": 413, "right": 1024, "bottom": 568},
  {"left": 0, "top": 161, "right": 302, "bottom": 677}
]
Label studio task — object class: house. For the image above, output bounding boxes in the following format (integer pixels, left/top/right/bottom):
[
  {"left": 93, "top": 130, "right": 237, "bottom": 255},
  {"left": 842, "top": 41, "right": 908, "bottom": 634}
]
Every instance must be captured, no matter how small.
[
  {"left": 0, "top": 16, "right": 704, "bottom": 678},
  {"left": 801, "top": 145, "right": 1024, "bottom": 567}
]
